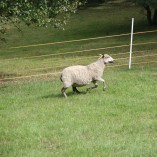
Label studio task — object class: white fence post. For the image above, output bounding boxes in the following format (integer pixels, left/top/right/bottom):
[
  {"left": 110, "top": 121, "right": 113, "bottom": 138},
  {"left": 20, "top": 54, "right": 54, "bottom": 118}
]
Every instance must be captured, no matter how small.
[{"left": 129, "top": 18, "right": 134, "bottom": 69}]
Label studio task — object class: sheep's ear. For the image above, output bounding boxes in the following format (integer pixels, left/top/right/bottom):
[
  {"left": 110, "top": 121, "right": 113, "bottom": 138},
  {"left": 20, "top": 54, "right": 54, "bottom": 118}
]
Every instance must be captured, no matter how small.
[{"left": 99, "top": 54, "right": 104, "bottom": 58}]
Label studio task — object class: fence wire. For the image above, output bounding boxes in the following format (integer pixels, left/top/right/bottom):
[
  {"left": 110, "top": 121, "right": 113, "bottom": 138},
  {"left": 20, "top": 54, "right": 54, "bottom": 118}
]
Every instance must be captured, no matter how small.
[
  {"left": 0, "top": 29, "right": 157, "bottom": 82},
  {"left": 0, "top": 41, "right": 157, "bottom": 62},
  {"left": 1, "top": 29, "right": 156, "bottom": 50}
]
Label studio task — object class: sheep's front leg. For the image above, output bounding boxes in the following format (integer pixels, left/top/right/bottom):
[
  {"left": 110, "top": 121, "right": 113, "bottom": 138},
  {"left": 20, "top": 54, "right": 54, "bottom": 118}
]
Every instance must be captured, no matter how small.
[
  {"left": 96, "top": 78, "right": 106, "bottom": 91},
  {"left": 86, "top": 81, "right": 98, "bottom": 93}
]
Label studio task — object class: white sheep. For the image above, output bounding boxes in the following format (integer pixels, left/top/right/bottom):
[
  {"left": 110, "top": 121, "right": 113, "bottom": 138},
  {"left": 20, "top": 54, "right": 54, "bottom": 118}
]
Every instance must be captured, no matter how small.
[{"left": 60, "top": 54, "right": 114, "bottom": 98}]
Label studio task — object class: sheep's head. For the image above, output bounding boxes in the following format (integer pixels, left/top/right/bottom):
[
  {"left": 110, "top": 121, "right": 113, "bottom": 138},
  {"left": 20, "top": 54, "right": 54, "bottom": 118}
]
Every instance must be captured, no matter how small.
[{"left": 99, "top": 54, "right": 114, "bottom": 64}]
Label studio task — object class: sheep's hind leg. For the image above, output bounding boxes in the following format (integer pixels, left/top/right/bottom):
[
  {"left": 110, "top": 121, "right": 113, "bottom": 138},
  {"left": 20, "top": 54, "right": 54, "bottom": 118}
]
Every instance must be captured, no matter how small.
[
  {"left": 86, "top": 81, "right": 98, "bottom": 93},
  {"left": 72, "top": 86, "right": 81, "bottom": 94},
  {"left": 61, "top": 87, "right": 68, "bottom": 98}
]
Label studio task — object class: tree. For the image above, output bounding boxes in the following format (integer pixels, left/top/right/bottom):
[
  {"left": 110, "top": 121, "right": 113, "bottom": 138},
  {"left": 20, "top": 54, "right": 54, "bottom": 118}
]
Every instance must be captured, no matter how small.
[
  {"left": 0, "top": 0, "right": 86, "bottom": 36},
  {"left": 131, "top": 0, "right": 157, "bottom": 25}
]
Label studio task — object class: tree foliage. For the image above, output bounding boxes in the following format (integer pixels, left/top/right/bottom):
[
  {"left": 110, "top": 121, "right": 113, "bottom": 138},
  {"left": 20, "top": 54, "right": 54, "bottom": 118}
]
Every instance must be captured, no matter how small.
[
  {"left": 0, "top": 0, "right": 86, "bottom": 33},
  {"left": 0, "top": 0, "right": 156, "bottom": 40}
]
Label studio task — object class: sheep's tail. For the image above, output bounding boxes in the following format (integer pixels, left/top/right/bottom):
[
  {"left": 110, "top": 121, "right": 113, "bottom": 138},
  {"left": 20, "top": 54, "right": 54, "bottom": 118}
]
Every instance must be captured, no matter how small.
[{"left": 60, "top": 74, "right": 63, "bottom": 82}]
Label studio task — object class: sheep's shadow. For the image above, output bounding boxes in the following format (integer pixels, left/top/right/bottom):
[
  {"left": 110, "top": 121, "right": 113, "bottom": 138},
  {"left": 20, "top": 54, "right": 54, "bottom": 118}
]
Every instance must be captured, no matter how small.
[
  {"left": 42, "top": 93, "right": 62, "bottom": 99},
  {"left": 42, "top": 91, "right": 86, "bottom": 99}
]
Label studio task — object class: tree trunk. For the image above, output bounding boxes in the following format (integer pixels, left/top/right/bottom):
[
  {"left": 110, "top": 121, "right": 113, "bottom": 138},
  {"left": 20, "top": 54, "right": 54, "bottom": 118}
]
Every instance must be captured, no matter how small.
[
  {"left": 144, "top": 5, "right": 153, "bottom": 25},
  {"left": 153, "top": 8, "right": 157, "bottom": 25}
]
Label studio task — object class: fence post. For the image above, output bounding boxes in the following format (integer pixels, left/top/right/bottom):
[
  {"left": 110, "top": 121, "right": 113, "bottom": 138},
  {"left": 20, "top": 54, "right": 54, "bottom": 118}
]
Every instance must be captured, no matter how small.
[{"left": 129, "top": 18, "right": 134, "bottom": 69}]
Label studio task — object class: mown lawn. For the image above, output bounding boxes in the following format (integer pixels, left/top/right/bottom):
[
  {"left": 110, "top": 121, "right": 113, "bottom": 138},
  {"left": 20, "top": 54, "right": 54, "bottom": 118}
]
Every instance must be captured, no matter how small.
[
  {"left": 0, "top": 1, "right": 157, "bottom": 157},
  {"left": 1, "top": 66, "right": 157, "bottom": 157}
]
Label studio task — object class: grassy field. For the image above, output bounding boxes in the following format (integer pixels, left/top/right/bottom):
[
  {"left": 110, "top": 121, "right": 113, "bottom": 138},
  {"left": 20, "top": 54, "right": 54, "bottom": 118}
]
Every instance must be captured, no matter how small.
[
  {"left": 1, "top": 66, "right": 157, "bottom": 157},
  {"left": 0, "top": 1, "right": 157, "bottom": 157}
]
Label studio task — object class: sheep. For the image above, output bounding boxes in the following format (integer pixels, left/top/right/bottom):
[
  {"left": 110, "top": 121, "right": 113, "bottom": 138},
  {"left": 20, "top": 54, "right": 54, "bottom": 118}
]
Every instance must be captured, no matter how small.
[{"left": 60, "top": 54, "right": 114, "bottom": 98}]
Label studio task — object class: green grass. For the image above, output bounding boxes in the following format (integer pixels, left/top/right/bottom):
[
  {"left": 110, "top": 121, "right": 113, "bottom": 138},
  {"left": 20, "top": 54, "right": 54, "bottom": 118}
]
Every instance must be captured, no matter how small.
[
  {"left": 0, "top": 2, "right": 157, "bottom": 79},
  {"left": 1, "top": 66, "right": 157, "bottom": 157},
  {"left": 0, "top": 1, "right": 157, "bottom": 156}
]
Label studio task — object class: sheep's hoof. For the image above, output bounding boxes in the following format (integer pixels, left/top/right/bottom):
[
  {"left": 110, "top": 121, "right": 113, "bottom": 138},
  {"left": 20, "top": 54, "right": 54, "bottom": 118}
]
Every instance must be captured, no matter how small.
[
  {"left": 76, "top": 91, "right": 81, "bottom": 94},
  {"left": 86, "top": 88, "right": 91, "bottom": 93},
  {"left": 73, "top": 91, "right": 81, "bottom": 95},
  {"left": 103, "top": 88, "right": 106, "bottom": 91},
  {"left": 62, "top": 92, "right": 68, "bottom": 98},
  {"left": 63, "top": 94, "right": 67, "bottom": 98}
]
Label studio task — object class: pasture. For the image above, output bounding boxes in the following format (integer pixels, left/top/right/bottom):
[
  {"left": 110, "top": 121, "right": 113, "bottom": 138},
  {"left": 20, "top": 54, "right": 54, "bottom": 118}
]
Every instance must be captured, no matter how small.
[{"left": 0, "top": 1, "right": 157, "bottom": 157}]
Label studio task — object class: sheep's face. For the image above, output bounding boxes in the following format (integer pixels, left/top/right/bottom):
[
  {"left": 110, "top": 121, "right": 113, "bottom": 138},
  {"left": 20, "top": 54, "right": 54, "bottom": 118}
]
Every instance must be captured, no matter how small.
[{"left": 101, "top": 54, "right": 114, "bottom": 64}]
